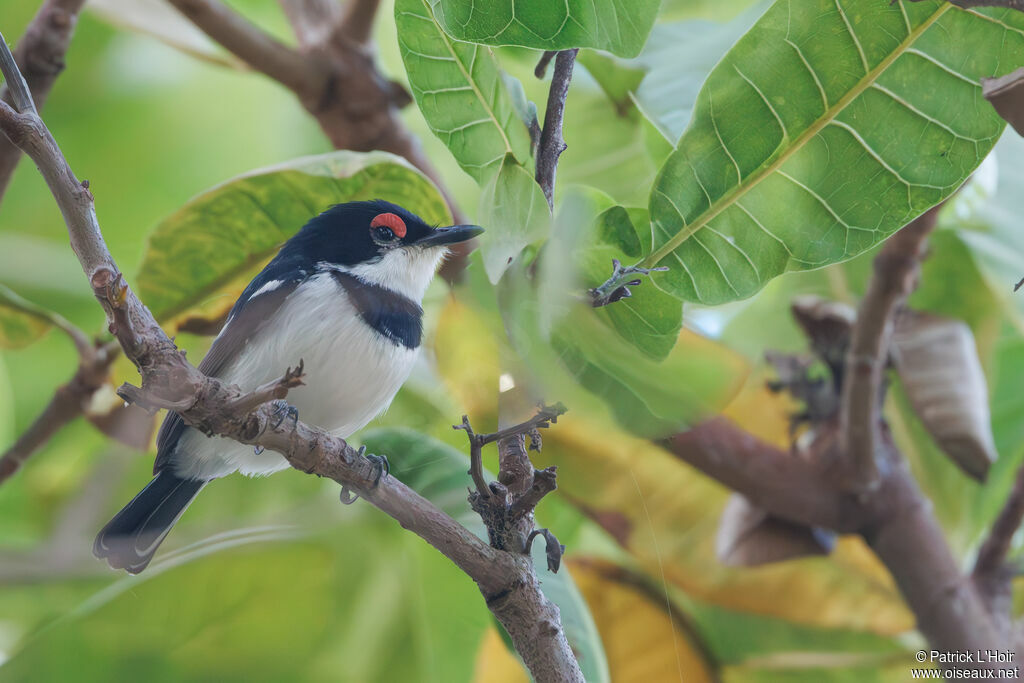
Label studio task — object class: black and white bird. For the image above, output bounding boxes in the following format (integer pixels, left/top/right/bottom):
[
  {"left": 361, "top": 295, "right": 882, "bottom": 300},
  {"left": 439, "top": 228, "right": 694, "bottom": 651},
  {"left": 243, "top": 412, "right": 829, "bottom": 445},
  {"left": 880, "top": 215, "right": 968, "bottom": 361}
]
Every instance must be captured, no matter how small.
[{"left": 94, "top": 200, "right": 482, "bottom": 573}]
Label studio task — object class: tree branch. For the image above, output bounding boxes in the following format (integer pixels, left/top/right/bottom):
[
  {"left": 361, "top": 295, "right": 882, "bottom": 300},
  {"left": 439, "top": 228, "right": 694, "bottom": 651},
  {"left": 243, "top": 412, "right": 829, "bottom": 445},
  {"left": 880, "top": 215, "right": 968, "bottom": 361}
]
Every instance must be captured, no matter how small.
[
  {"left": 0, "top": 337, "right": 117, "bottom": 485},
  {"left": 839, "top": 206, "right": 939, "bottom": 491},
  {"left": 0, "top": 0, "right": 85, "bottom": 204},
  {"left": 0, "top": 38, "right": 579, "bottom": 682},
  {"left": 166, "top": 0, "right": 325, "bottom": 99},
  {"left": 973, "top": 464, "right": 1024, "bottom": 614},
  {"left": 983, "top": 67, "right": 1024, "bottom": 136},
  {"left": 665, "top": 417, "right": 1012, "bottom": 673},
  {"left": 334, "top": 0, "right": 382, "bottom": 45},
  {"left": 535, "top": 49, "right": 578, "bottom": 209}
]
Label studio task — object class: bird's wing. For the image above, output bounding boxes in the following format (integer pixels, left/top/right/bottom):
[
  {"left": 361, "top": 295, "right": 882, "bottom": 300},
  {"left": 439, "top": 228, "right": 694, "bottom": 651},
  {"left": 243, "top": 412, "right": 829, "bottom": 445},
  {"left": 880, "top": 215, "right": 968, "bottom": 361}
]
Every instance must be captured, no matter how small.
[{"left": 153, "top": 273, "right": 301, "bottom": 474}]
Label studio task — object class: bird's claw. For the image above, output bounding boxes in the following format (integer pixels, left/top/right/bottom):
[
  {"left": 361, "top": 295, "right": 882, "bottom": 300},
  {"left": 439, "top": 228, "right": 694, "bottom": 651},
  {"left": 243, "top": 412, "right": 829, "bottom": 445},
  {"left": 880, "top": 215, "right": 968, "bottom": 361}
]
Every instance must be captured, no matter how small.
[
  {"left": 270, "top": 400, "right": 299, "bottom": 431},
  {"left": 338, "top": 450, "right": 389, "bottom": 505},
  {"left": 366, "top": 453, "right": 390, "bottom": 486}
]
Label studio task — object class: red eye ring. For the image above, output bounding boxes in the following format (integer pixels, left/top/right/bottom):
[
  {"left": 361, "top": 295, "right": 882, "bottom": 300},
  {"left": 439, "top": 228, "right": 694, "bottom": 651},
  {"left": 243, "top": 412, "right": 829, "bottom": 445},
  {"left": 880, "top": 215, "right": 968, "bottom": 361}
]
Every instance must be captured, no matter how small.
[{"left": 371, "top": 212, "right": 406, "bottom": 238}]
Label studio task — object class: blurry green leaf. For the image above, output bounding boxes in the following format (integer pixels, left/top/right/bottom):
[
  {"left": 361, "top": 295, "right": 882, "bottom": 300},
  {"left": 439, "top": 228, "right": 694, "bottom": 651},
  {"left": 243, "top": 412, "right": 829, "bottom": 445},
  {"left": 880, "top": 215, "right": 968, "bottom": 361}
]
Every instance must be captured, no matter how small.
[
  {"left": 555, "top": 307, "right": 746, "bottom": 436},
  {"left": 477, "top": 155, "right": 551, "bottom": 283},
  {"left": 577, "top": 51, "right": 645, "bottom": 116},
  {"left": 89, "top": 0, "right": 244, "bottom": 69},
  {"left": 396, "top": 0, "right": 534, "bottom": 183},
  {"left": 433, "top": 0, "right": 658, "bottom": 58},
  {"left": 582, "top": 206, "right": 683, "bottom": 360},
  {"left": 360, "top": 428, "right": 610, "bottom": 683},
  {"left": 136, "top": 151, "right": 449, "bottom": 328},
  {"left": 644, "top": 1, "right": 1022, "bottom": 305},
  {"left": 0, "top": 283, "right": 57, "bottom": 349},
  {"left": 632, "top": 5, "right": 768, "bottom": 142}
]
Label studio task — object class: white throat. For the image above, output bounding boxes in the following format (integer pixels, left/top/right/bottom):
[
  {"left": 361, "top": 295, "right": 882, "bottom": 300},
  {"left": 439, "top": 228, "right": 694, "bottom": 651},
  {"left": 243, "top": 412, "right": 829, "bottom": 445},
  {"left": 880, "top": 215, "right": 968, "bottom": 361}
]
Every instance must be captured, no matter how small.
[{"left": 322, "top": 246, "right": 446, "bottom": 301}]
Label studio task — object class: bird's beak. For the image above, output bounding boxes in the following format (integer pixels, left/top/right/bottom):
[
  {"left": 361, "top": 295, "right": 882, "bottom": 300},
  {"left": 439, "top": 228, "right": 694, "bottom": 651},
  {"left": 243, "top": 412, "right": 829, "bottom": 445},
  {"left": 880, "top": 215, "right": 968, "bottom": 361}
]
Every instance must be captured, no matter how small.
[{"left": 414, "top": 224, "right": 484, "bottom": 247}]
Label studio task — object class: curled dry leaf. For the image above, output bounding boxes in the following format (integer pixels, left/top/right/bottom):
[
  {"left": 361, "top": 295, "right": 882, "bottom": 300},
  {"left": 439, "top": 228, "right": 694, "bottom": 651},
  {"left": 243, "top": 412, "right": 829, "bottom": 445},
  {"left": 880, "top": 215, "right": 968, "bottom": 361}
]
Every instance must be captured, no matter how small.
[
  {"left": 891, "top": 311, "right": 997, "bottom": 482},
  {"left": 84, "top": 384, "right": 157, "bottom": 451},
  {"left": 790, "top": 295, "right": 856, "bottom": 385},
  {"left": 716, "top": 494, "right": 836, "bottom": 568}
]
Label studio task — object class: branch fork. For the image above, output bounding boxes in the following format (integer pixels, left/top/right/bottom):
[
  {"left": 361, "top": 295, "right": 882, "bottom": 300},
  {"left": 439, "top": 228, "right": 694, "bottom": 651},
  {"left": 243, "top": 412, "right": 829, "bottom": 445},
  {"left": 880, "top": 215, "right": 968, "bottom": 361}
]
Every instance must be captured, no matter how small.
[{"left": 455, "top": 404, "right": 566, "bottom": 560}]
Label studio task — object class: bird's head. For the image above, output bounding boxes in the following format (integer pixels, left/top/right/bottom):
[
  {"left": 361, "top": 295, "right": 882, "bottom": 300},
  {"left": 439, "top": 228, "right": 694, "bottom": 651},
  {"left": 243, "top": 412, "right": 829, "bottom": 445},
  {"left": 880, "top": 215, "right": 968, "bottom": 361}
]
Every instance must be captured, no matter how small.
[{"left": 288, "top": 200, "right": 483, "bottom": 300}]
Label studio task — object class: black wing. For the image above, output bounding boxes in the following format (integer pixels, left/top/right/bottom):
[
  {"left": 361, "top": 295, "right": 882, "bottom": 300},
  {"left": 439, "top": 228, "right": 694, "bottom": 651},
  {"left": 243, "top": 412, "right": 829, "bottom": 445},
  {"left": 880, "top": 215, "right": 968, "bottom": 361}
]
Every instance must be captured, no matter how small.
[{"left": 153, "top": 269, "right": 302, "bottom": 474}]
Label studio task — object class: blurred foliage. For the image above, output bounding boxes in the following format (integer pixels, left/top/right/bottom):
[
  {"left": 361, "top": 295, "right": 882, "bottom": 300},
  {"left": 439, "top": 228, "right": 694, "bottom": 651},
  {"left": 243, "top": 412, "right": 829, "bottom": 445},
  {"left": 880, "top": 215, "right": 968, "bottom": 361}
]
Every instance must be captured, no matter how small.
[{"left": 2, "top": 0, "right": 1024, "bottom": 681}]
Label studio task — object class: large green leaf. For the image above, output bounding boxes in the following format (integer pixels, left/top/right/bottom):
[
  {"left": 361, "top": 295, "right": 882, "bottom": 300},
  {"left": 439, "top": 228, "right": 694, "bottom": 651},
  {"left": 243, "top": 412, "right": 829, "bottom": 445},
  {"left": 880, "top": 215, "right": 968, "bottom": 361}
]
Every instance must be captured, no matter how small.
[
  {"left": 643, "top": 0, "right": 1024, "bottom": 305},
  {"left": 433, "top": 0, "right": 659, "bottom": 58},
  {"left": 135, "top": 151, "right": 450, "bottom": 328},
  {"left": 395, "top": 0, "right": 534, "bottom": 184},
  {"left": 360, "top": 428, "right": 611, "bottom": 683}
]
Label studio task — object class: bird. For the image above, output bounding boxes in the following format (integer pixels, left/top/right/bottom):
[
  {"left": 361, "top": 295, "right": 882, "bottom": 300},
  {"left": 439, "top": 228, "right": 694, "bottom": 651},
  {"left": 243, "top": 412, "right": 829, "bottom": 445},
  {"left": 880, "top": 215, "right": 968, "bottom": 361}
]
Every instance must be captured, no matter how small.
[{"left": 93, "top": 199, "right": 483, "bottom": 574}]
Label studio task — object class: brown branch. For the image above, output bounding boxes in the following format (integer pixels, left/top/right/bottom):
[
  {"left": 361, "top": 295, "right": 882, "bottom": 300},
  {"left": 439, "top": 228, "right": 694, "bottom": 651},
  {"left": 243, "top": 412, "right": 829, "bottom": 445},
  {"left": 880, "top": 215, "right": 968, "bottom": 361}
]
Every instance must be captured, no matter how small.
[
  {"left": 665, "top": 418, "right": 1012, "bottom": 673},
  {"left": 535, "top": 49, "right": 578, "bottom": 209},
  {"left": 0, "top": 43, "right": 580, "bottom": 682},
  {"left": 0, "top": 0, "right": 85, "bottom": 204},
  {"left": 983, "top": 67, "right": 1024, "bottom": 136},
  {"left": 839, "top": 206, "right": 939, "bottom": 491},
  {"left": 973, "top": 464, "right": 1024, "bottom": 615},
  {"left": 166, "top": 0, "right": 324, "bottom": 99},
  {"left": 334, "top": 0, "right": 382, "bottom": 45},
  {"left": 0, "top": 338, "right": 117, "bottom": 484}
]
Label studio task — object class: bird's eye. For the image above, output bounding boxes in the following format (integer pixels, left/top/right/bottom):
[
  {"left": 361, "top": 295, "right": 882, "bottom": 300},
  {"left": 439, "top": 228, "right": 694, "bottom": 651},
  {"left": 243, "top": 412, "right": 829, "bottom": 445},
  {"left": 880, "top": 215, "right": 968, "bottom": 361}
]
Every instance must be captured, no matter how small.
[{"left": 370, "top": 212, "right": 406, "bottom": 245}]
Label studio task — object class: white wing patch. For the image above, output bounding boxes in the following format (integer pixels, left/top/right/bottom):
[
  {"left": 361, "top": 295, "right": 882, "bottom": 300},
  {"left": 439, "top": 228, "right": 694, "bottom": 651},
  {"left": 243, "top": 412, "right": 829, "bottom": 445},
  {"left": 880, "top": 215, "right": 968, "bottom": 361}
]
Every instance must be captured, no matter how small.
[{"left": 249, "top": 279, "right": 284, "bottom": 300}]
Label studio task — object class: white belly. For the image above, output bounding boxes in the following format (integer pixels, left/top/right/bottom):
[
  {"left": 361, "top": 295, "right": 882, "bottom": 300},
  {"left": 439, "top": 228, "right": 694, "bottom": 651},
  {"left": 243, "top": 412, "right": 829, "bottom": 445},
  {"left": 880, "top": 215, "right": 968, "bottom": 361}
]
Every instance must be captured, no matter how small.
[{"left": 171, "top": 273, "right": 418, "bottom": 479}]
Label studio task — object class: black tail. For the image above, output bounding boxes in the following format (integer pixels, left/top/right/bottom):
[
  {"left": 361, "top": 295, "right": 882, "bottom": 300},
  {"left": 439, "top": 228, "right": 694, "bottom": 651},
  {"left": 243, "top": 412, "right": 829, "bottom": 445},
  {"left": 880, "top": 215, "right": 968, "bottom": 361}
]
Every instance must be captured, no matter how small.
[{"left": 93, "top": 471, "right": 207, "bottom": 574}]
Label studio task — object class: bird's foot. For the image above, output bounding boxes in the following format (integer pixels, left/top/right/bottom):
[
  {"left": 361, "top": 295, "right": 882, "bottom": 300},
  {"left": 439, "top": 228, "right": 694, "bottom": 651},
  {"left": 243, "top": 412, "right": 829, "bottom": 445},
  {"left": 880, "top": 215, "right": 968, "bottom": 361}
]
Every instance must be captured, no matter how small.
[
  {"left": 366, "top": 453, "right": 390, "bottom": 486},
  {"left": 338, "top": 448, "right": 390, "bottom": 505},
  {"left": 269, "top": 400, "right": 299, "bottom": 431}
]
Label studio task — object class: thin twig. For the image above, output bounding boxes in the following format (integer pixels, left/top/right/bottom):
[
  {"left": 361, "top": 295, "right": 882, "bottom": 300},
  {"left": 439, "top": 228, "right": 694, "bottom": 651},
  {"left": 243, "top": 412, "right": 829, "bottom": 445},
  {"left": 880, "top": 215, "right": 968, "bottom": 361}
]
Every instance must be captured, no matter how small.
[
  {"left": 974, "top": 464, "right": 1024, "bottom": 582},
  {"left": 0, "top": 0, "right": 84, "bottom": 203},
  {"left": 454, "top": 414, "right": 492, "bottom": 498},
  {"left": 0, "top": 40, "right": 582, "bottom": 682},
  {"left": 0, "top": 338, "right": 117, "bottom": 485},
  {"left": 534, "top": 50, "right": 556, "bottom": 78},
  {"left": 535, "top": 49, "right": 578, "bottom": 209},
  {"left": 839, "top": 206, "right": 939, "bottom": 491}
]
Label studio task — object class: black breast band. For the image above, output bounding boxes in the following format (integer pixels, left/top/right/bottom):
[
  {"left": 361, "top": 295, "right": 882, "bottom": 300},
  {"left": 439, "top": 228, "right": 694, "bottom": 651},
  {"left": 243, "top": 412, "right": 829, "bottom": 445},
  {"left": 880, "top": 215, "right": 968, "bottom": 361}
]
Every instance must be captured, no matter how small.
[{"left": 329, "top": 271, "right": 423, "bottom": 349}]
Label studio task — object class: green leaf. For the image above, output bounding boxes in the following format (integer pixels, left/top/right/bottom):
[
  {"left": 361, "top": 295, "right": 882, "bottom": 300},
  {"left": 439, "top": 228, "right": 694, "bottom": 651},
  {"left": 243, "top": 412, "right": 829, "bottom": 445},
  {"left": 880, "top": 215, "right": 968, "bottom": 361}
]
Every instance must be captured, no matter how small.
[
  {"left": 136, "top": 151, "right": 450, "bottom": 328},
  {"left": 643, "top": 1, "right": 1024, "bottom": 305},
  {"left": 359, "top": 428, "right": 611, "bottom": 683},
  {"left": 0, "top": 283, "right": 77, "bottom": 349},
  {"left": 632, "top": 5, "right": 769, "bottom": 143},
  {"left": 477, "top": 155, "right": 551, "bottom": 283},
  {"left": 554, "top": 306, "right": 747, "bottom": 436},
  {"left": 396, "top": 0, "right": 534, "bottom": 183},
  {"left": 576, "top": 51, "right": 646, "bottom": 117},
  {"left": 433, "top": 0, "right": 659, "bottom": 58}
]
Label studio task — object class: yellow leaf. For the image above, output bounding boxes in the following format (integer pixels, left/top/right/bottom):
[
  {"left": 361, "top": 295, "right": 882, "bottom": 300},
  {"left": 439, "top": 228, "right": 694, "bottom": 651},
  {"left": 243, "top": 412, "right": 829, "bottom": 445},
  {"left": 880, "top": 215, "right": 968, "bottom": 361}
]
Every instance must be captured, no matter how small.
[
  {"left": 543, "top": 414, "right": 914, "bottom": 635},
  {"left": 569, "top": 558, "right": 717, "bottom": 682},
  {"left": 472, "top": 629, "right": 528, "bottom": 683},
  {"left": 432, "top": 296, "right": 500, "bottom": 419},
  {"left": 721, "top": 367, "right": 797, "bottom": 449}
]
